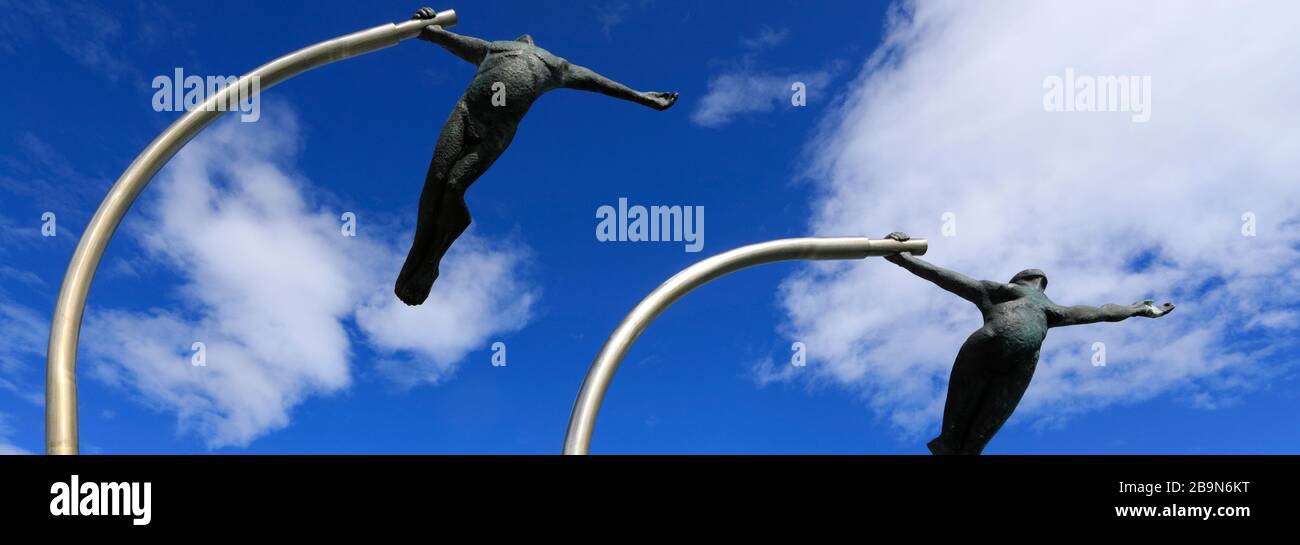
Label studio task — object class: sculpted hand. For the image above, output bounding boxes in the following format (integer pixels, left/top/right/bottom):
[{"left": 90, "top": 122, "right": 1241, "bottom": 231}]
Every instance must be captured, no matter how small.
[
  {"left": 1133, "top": 299, "right": 1175, "bottom": 318},
  {"left": 642, "top": 91, "right": 679, "bottom": 111},
  {"left": 412, "top": 6, "right": 446, "bottom": 36},
  {"left": 884, "top": 231, "right": 911, "bottom": 264}
]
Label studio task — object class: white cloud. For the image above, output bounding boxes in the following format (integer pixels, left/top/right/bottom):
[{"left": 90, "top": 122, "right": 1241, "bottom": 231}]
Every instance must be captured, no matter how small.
[
  {"left": 691, "top": 25, "right": 838, "bottom": 128},
  {"left": 83, "top": 106, "right": 536, "bottom": 448},
  {"left": 777, "top": 0, "right": 1300, "bottom": 441},
  {"left": 357, "top": 235, "right": 535, "bottom": 387},
  {"left": 692, "top": 68, "right": 835, "bottom": 128}
]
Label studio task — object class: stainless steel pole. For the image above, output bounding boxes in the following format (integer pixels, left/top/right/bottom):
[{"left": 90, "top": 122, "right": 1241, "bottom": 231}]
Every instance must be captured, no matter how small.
[
  {"left": 45, "top": 10, "right": 458, "bottom": 455},
  {"left": 561, "top": 236, "right": 928, "bottom": 454}
]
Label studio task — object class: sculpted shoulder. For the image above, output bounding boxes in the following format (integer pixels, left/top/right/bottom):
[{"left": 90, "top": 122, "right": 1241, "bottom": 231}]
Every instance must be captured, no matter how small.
[
  {"left": 483, "top": 39, "right": 569, "bottom": 76},
  {"left": 985, "top": 281, "right": 1022, "bottom": 303},
  {"left": 487, "top": 39, "right": 530, "bottom": 53}
]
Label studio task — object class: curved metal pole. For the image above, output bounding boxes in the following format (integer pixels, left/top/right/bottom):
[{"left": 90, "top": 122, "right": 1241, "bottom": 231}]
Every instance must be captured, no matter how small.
[
  {"left": 562, "top": 236, "right": 928, "bottom": 454},
  {"left": 45, "top": 10, "right": 458, "bottom": 455}
]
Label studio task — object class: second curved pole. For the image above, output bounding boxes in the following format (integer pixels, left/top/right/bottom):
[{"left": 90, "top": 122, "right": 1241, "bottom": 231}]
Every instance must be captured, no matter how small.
[{"left": 562, "top": 236, "right": 928, "bottom": 454}]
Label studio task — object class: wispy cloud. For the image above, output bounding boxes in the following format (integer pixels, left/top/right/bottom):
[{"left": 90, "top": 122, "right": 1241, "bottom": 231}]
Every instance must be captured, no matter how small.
[
  {"left": 0, "top": 413, "right": 32, "bottom": 454},
  {"left": 776, "top": 0, "right": 1300, "bottom": 441},
  {"left": 749, "top": 356, "right": 799, "bottom": 388},
  {"left": 0, "top": 132, "right": 111, "bottom": 233},
  {"left": 592, "top": 0, "right": 658, "bottom": 38},
  {"left": 691, "top": 67, "right": 836, "bottom": 128},
  {"left": 740, "top": 26, "right": 790, "bottom": 50},
  {"left": 0, "top": 265, "right": 45, "bottom": 287},
  {"left": 0, "top": 0, "right": 136, "bottom": 81},
  {"left": 595, "top": 1, "right": 631, "bottom": 38},
  {"left": 82, "top": 106, "right": 536, "bottom": 449},
  {"left": 0, "top": 214, "right": 41, "bottom": 251},
  {"left": 691, "top": 26, "right": 839, "bottom": 128},
  {"left": 0, "top": 294, "right": 48, "bottom": 406}
]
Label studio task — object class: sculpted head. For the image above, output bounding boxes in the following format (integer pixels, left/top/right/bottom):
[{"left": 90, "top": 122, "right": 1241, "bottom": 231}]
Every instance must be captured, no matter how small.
[{"left": 1010, "top": 268, "right": 1048, "bottom": 291}]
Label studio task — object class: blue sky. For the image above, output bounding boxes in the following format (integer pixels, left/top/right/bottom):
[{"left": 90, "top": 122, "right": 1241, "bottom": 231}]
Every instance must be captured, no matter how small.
[{"left": 1, "top": 0, "right": 1298, "bottom": 454}]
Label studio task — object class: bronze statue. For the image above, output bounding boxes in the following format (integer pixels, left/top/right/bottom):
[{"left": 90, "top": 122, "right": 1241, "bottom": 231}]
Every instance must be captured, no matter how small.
[
  {"left": 396, "top": 7, "right": 680, "bottom": 305},
  {"left": 882, "top": 232, "right": 1175, "bottom": 454}
]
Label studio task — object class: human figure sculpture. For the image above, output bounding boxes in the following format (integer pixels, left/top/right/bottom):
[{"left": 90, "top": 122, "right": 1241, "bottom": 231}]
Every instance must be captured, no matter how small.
[
  {"left": 396, "top": 7, "right": 680, "bottom": 305},
  {"left": 882, "top": 232, "right": 1175, "bottom": 454}
]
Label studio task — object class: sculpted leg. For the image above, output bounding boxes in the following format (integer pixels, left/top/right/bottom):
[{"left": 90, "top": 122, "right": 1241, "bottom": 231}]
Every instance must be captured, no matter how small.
[
  {"left": 395, "top": 134, "right": 507, "bottom": 305},
  {"left": 929, "top": 343, "right": 993, "bottom": 455},
  {"left": 957, "top": 356, "right": 1037, "bottom": 454},
  {"left": 396, "top": 102, "right": 469, "bottom": 305}
]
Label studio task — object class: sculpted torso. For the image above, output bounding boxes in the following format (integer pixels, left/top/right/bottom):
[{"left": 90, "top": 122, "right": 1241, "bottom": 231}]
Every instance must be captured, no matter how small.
[{"left": 462, "top": 40, "right": 569, "bottom": 118}]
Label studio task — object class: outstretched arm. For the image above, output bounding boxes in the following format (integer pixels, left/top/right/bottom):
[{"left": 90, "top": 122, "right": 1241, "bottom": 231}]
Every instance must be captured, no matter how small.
[
  {"left": 882, "top": 232, "right": 990, "bottom": 305},
  {"left": 562, "top": 64, "right": 679, "bottom": 111},
  {"left": 1049, "top": 299, "right": 1175, "bottom": 327},
  {"left": 412, "top": 8, "right": 487, "bottom": 65}
]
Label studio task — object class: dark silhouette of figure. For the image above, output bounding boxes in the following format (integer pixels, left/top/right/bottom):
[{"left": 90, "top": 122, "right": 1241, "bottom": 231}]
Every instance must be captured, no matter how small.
[
  {"left": 396, "top": 7, "right": 679, "bottom": 305},
  {"left": 882, "top": 232, "right": 1175, "bottom": 454}
]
